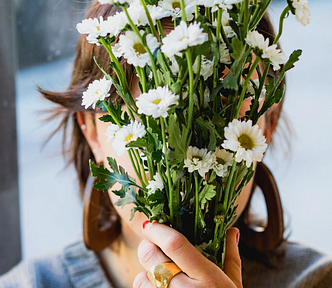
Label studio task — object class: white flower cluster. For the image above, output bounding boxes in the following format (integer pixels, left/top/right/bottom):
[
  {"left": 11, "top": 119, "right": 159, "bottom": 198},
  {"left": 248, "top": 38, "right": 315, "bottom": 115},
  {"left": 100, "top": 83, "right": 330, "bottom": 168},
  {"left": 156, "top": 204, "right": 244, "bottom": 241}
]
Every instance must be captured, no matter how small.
[
  {"left": 77, "top": 3, "right": 168, "bottom": 45},
  {"left": 161, "top": 21, "right": 208, "bottom": 58},
  {"left": 183, "top": 119, "right": 267, "bottom": 175},
  {"left": 245, "top": 30, "right": 287, "bottom": 71},
  {"left": 136, "top": 86, "right": 179, "bottom": 118},
  {"left": 222, "top": 119, "right": 267, "bottom": 167},
  {"left": 183, "top": 146, "right": 234, "bottom": 177},
  {"left": 82, "top": 77, "right": 113, "bottom": 109},
  {"left": 290, "top": 0, "right": 310, "bottom": 26}
]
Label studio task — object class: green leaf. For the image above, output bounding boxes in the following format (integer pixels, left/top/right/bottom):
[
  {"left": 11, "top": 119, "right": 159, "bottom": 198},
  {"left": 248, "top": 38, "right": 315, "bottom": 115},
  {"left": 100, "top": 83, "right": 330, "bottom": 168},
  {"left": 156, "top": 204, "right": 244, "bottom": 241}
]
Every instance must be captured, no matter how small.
[
  {"left": 151, "top": 149, "right": 163, "bottom": 163},
  {"left": 167, "top": 114, "right": 190, "bottom": 165},
  {"left": 114, "top": 186, "right": 136, "bottom": 207},
  {"left": 231, "top": 37, "right": 245, "bottom": 61},
  {"left": 223, "top": 73, "right": 238, "bottom": 90},
  {"left": 199, "top": 184, "right": 216, "bottom": 204},
  {"left": 126, "top": 138, "right": 148, "bottom": 148},
  {"left": 282, "top": 49, "right": 302, "bottom": 72},
  {"left": 195, "top": 117, "right": 222, "bottom": 150},
  {"left": 107, "top": 157, "right": 119, "bottom": 173}
]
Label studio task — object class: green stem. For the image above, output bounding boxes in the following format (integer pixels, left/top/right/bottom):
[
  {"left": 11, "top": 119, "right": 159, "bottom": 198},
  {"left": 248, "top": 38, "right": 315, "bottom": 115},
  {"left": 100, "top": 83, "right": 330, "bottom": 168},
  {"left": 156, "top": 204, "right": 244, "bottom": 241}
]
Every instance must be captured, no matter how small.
[
  {"left": 243, "top": 0, "right": 250, "bottom": 35},
  {"left": 185, "top": 50, "right": 194, "bottom": 131},
  {"left": 235, "top": 56, "right": 260, "bottom": 119},
  {"left": 156, "top": 20, "right": 165, "bottom": 38},
  {"left": 274, "top": 6, "right": 291, "bottom": 45},
  {"left": 124, "top": 7, "right": 159, "bottom": 87},
  {"left": 180, "top": 0, "right": 187, "bottom": 22},
  {"left": 100, "top": 38, "right": 130, "bottom": 95},
  {"left": 195, "top": 5, "right": 199, "bottom": 19},
  {"left": 223, "top": 160, "right": 237, "bottom": 210},
  {"left": 139, "top": 0, "right": 158, "bottom": 38},
  {"left": 216, "top": 9, "right": 222, "bottom": 45},
  {"left": 128, "top": 149, "right": 144, "bottom": 186},
  {"left": 103, "top": 100, "right": 122, "bottom": 127},
  {"left": 248, "top": 62, "right": 269, "bottom": 120},
  {"left": 194, "top": 172, "right": 200, "bottom": 241},
  {"left": 160, "top": 117, "right": 173, "bottom": 224},
  {"left": 134, "top": 149, "right": 148, "bottom": 186}
]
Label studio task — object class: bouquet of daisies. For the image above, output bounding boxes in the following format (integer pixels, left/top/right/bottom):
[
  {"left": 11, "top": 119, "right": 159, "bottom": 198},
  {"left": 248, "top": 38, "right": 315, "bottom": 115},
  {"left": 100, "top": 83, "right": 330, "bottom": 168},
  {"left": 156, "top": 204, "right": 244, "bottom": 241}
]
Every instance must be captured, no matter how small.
[{"left": 77, "top": 0, "right": 310, "bottom": 267}]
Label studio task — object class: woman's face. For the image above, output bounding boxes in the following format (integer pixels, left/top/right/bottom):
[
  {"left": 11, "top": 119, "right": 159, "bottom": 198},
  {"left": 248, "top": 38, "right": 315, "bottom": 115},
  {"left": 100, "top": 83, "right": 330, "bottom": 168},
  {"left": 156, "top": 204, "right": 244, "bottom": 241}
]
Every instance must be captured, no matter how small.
[{"left": 87, "top": 76, "right": 270, "bottom": 246}]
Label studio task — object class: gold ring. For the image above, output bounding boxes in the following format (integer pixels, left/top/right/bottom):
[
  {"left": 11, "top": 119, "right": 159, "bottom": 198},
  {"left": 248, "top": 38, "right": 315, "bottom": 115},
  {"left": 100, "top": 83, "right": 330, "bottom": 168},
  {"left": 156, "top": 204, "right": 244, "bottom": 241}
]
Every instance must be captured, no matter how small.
[{"left": 147, "top": 261, "right": 182, "bottom": 288}]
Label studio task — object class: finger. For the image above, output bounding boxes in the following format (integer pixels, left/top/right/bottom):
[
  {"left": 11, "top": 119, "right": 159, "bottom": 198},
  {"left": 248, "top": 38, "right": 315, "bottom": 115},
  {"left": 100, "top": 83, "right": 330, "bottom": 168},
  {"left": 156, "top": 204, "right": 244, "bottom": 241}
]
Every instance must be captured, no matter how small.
[
  {"left": 133, "top": 271, "right": 154, "bottom": 288},
  {"left": 138, "top": 239, "right": 194, "bottom": 287},
  {"left": 142, "top": 222, "right": 223, "bottom": 281},
  {"left": 223, "top": 228, "right": 242, "bottom": 288},
  {"left": 133, "top": 270, "right": 194, "bottom": 288},
  {"left": 138, "top": 239, "right": 170, "bottom": 270}
]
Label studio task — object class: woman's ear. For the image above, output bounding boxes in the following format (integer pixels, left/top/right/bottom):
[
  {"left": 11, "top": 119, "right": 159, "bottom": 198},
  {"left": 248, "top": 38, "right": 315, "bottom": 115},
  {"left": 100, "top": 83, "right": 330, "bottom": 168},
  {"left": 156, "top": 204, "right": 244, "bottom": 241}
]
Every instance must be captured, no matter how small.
[
  {"left": 264, "top": 103, "right": 279, "bottom": 144},
  {"left": 77, "top": 112, "right": 103, "bottom": 163}
]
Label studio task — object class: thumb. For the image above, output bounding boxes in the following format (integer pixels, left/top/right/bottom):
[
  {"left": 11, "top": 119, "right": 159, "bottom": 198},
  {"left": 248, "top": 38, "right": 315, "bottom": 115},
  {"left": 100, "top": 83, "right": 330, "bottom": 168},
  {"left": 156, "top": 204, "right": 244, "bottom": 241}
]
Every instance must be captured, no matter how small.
[{"left": 223, "top": 227, "right": 243, "bottom": 288}]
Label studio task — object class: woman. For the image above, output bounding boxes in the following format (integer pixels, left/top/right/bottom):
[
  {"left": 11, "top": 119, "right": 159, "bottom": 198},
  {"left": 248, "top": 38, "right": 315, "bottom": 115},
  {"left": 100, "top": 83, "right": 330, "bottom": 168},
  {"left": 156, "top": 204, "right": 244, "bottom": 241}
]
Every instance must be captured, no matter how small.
[{"left": 1, "top": 1, "right": 332, "bottom": 288}]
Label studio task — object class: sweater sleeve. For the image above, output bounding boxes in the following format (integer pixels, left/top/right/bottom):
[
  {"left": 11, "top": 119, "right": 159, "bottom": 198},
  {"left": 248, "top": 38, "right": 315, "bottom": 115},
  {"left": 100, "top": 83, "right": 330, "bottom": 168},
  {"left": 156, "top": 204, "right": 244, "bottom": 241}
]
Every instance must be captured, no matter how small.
[
  {"left": 242, "top": 242, "right": 332, "bottom": 288},
  {"left": 0, "top": 253, "right": 73, "bottom": 288}
]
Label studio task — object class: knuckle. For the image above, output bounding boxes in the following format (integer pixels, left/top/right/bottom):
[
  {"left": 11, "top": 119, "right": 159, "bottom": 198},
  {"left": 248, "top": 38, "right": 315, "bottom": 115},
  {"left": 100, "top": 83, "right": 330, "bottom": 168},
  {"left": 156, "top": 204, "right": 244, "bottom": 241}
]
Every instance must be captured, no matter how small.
[
  {"left": 138, "top": 241, "right": 159, "bottom": 266},
  {"left": 164, "top": 233, "right": 186, "bottom": 254},
  {"left": 133, "top": 272, "right": 149, "bottom": 288}
]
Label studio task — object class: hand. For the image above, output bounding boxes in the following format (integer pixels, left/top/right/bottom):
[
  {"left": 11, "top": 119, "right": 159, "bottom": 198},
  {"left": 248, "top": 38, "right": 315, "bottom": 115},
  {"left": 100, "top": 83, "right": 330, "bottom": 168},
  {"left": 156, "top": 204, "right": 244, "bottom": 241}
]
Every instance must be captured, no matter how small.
[{"left": 133, "top": 222, "right": 242, "bottom": 288}]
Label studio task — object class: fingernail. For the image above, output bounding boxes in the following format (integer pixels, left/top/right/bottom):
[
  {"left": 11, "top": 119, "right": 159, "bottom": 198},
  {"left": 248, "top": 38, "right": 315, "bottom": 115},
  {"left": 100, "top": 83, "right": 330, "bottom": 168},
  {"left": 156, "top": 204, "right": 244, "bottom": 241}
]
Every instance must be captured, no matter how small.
[
  {"left": 236, "top": 231, "right": 240, "bottom": 246},
  {"left": 142, "top": 220, "right": 149, "bottom": 229}
]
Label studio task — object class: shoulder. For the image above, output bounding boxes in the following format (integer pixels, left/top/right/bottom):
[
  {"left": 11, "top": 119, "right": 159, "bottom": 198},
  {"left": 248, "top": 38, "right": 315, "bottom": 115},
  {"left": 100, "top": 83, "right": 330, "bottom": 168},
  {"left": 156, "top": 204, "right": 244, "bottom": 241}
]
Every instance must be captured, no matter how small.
[
  {"left": 242, "top": 241, "right": 332, "bottom": 288},
  {"left": 0, "top": 240, "right": 111, "bottom": 288}
]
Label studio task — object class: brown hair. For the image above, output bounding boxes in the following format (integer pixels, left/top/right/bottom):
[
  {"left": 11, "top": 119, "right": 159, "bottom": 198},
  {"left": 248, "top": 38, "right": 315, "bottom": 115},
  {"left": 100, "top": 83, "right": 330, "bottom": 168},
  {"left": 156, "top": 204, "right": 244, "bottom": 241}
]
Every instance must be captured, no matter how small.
[{"left": 40, "top": 1, "right": 286, "bottom": 256}]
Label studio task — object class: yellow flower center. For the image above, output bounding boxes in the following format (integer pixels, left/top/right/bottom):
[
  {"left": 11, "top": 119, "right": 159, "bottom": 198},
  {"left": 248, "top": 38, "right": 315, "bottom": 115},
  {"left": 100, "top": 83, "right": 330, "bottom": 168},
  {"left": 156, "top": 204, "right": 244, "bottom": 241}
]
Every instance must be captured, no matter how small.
[
  {"left": 96, "top": 26, "right": 101, "bottom": 31},
  {"left": 152, "top": 99, "right": 161, "bottom": 105},
  {"left": 125, "top": 134, "right": 134, "bottom": 142},
  {"left": 179, "top": 36, "right": 189, "bottom": 42},
  {"left": 216, "top": 157, "right": 226, "bottom": 165},
  {"left": 172, "top": 2, "right": 181, "bottom": 9},
  {"left": 238, "top": 134, "right": 254, "bottom": 150},
  {"left": 133, "top": 43, "right": 146, "bottom": 55}
]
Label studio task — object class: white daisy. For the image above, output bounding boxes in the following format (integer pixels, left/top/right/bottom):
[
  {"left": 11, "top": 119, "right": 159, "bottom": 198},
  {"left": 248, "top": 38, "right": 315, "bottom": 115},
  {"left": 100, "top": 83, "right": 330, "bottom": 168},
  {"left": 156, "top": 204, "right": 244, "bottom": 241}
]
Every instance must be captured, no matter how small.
[
  {"left": 161, "top": 21, "right": 208, "bottom": 57},
  {"left": 136, "top": 86, "right": 179, "bottom": 118},
  {"left": 245, "top": 30, "right": 269, "bottom": 53},
  {"left": 76, "top": 17, "right": 109, "bottom": 45},
  {"left": 212, "top": 148, "right": 233, "bottom": 177},
  {"left": 105, "top": 124, "right": 120, "bottom": 143},
  {"left": 81, "top": 77, "right": 113, "bottom": 109},
  {"left": 245, "top": 31, "right": 286, "bottom": 71},
  {"left": 262, "top": 44, "right": 287, "bottom": 71},
  {"left": 112, "top": 121, "right": 147, "bottom": 156},
  {"left": 146, "top": 173, "right": 164, "bottom": 194},
  {"left": 183, "top": 146, "right": 216, "bottom": 177},
  {"left": 118, "top": 30, "right": 159, "bottom": 68},
  {"left": 290, "top": 0, "right": 310, "bottom": 26},
  {"left": 222, "top": 119, "right": 267, "bottom": 167},
  {"left": 158, "top": 0, "right": 195, "bottom": 21},
  {"left": 193, "top": 56, "right": 214, "bottom": 80}
]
